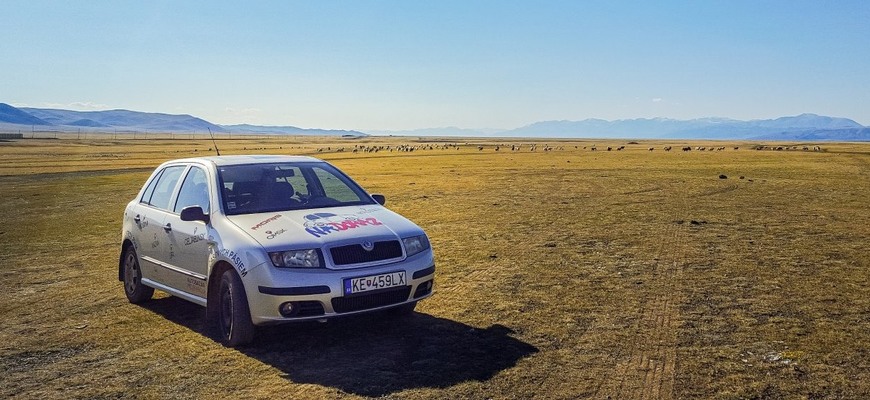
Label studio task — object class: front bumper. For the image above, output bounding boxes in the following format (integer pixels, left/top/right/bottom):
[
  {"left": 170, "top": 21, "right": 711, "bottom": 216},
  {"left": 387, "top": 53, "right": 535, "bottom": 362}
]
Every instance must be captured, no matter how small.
[{"left": 243, "top": 252, "right": 435, "bottom": 325}]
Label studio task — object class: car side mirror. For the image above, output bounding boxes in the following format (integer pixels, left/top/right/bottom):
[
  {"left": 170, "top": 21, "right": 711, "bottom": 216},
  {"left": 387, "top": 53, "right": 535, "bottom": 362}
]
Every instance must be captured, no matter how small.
[
  {"left": 180, "top": 206, "right": 210, "bottom": 224},
  {"left": 371, "top": 194, "right": 386, "bottom": 205}
]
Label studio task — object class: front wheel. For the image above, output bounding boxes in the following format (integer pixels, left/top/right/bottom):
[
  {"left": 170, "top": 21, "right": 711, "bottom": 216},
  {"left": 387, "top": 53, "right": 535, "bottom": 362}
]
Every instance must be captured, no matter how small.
[
  {"left": 214, "top": 270, "right": 255, "bottom": 347},
  {"left": 122, "top": 246, "right": 153, "bottom": 304}
]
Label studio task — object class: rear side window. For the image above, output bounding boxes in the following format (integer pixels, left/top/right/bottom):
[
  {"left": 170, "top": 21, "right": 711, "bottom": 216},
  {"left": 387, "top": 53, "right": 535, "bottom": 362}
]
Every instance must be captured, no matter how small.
[
  {"left": 145, "top": 165, "right": 186, "bottom": 211},
  {"left": 174, "top": 167, "right": 211, "bottom": 214},
  {"left": 140, "top": 169, "right": 164, "bottom": 204}
]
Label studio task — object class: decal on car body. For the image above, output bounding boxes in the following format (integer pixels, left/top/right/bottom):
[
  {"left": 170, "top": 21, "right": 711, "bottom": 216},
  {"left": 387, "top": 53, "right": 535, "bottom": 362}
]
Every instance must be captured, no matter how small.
[
  {"left": 302, "top": 213, "right": 383, "bottom": 238},
  {"left": 251, "top": 214, "right": 282, "bottom": 230},
  {"left": 220, "top": 248, "right": 248, "bottom": 277},
  {"left": 265, "top": 229, "right": 287, "bottom": 240}
]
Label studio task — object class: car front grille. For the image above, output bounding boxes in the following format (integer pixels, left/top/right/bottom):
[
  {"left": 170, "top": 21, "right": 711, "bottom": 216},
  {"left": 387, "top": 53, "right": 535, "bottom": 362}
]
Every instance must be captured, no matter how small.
[
  {"left": 331, "top": 286, "right": 411, "bottom": 313},
  {"left": 330, "top": 240, "right": 403, "bottom": 266}
]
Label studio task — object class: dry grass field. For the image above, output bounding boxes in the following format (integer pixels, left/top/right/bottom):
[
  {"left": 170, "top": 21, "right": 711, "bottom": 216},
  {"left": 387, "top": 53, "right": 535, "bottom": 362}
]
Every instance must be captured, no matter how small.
[{"left": 1, "top": 137, "right": 868, "bottom": 399}]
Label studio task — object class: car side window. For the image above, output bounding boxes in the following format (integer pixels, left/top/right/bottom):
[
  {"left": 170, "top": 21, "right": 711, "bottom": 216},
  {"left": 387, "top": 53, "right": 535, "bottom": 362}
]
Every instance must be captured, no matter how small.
[
  {"left": 174, "top": 166, "right": 210, "bottom": 214},
  {"left": 146, "top": 165, "right": 186, "bottom": 211},
  {"left": 140, "top": 169, "right": 164, "bottom": 204}
]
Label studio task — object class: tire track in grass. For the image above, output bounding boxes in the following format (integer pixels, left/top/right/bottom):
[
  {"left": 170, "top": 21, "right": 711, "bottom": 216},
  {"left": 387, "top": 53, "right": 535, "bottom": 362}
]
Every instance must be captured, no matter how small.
[
  {"left": 598, "top": 183, "right": 690, "bottom": 399},
  {"left": 690, "top": 183, "right": 739, "bottom": 198},
  {"left": 435, "top": 263, "right": 501, "bottom": 305}
]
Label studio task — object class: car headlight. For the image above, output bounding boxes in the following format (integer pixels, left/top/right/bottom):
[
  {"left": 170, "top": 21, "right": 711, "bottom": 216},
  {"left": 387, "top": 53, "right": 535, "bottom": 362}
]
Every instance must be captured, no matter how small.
[
  {"left": 402, "top": 235, "right": 430, "bottom": 257},
  {"left": 269, "top": 249, "right": 324, "bottom": 268}
]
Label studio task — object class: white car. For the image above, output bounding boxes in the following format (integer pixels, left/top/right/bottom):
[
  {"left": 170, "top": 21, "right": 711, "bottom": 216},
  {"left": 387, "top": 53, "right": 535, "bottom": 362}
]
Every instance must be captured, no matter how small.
[{"left": 119, "top": 155, "right": 435, "bottom": 346}]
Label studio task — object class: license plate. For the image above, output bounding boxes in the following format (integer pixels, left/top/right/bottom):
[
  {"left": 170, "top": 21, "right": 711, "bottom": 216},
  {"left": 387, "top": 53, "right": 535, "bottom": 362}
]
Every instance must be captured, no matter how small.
[{"left": 344, "top": 271, "right": 406, "bottom": 295}]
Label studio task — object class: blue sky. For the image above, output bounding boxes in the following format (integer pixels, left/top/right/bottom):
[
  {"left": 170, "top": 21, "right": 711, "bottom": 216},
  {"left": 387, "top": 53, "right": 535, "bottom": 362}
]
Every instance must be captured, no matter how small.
[{"left": 2, "top": 1, "right": 868, "bottom": 129}]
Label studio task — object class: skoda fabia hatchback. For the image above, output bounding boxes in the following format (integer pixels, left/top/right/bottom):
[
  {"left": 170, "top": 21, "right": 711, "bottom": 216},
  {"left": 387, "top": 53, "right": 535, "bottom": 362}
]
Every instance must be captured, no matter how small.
[{"left": 119, "top": 155, "right": 435, "bottom": 346}]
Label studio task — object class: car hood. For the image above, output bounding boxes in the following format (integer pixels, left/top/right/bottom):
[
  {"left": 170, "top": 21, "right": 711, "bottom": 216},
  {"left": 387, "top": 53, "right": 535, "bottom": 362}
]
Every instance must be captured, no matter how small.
[{"left": 224, "top": 205, "right": 424, "bottom": 250}]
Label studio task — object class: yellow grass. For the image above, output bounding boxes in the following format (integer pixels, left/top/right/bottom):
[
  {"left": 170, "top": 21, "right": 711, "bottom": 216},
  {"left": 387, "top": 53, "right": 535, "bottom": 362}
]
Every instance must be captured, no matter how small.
[{"left": 1, "top": 137, "right": 868, "bottom": 399}]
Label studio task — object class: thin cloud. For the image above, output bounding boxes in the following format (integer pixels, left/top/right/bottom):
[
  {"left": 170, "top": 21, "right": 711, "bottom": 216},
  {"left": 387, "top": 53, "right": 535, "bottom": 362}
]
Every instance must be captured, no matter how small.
[
  {"left": 10, "top": 101, "right": 107, "bottom": 110},
  {"left": 42, "top": 102, "right": 111, "bottom": 110},
  {"left": 225, "top": 107, "right": 263, "bottom": 115},
  {"left": 652, "top": 98, "right": 663, "bottom": 103}
]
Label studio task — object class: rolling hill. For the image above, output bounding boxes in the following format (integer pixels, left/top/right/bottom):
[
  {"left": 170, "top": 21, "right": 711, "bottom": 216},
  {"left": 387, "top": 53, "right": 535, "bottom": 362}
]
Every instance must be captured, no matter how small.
[
  {"left": 0, "top": 103, "right": 51, "bottom": 126},
  {"left": 0, "top": 103, "right": 366, "bottom": 136},
  {"left": 21, "top": 107, "right": 226, "bottom": 133}
]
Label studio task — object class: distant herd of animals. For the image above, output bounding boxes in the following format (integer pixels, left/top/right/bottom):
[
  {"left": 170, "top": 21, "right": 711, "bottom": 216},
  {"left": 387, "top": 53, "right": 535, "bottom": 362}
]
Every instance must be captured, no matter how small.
[{"left": 314, "top": 143, "right": 825, "bottom": 153}]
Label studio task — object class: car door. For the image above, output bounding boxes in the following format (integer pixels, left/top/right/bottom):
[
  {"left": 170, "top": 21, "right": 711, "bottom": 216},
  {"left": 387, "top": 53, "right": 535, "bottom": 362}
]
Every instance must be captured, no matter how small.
[
  {"left": 136, "top": 164, "right": 187, "bottom": 287},
  {"left": 130, "top": 168, "right": 168, "bottom": 281},
  {"left": 163, "top": 165, "right": 212, "bottom": 299}
]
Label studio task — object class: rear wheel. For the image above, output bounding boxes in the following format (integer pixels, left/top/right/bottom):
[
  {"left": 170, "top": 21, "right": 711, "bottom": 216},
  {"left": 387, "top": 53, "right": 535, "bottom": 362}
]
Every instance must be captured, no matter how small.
[
  {"left": 214, "top": 270, "right": 255, "bottom": 347},
  {"left": 122, "top": 246, "right": 153, "bottom": 303}
]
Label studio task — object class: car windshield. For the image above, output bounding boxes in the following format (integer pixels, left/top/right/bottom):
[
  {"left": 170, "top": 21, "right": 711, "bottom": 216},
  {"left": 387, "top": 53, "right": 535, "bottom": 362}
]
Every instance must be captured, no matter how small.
[{"left": 217, "top": 162, "right": 375, "bottom": 215}]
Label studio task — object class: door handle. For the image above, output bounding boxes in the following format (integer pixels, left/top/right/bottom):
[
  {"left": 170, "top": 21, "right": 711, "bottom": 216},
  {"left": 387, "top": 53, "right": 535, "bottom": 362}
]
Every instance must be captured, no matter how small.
[
  {"left": 163, "top": 223, "right": 172, "bottom": 232},
  {"left": 134, "top": 215, "right": 141, "bottom": 223}
]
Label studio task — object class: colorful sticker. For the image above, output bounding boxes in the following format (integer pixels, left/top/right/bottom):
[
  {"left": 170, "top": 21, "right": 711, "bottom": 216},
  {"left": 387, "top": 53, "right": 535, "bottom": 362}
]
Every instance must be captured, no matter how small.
[{"left": 303, "top": 213, "right": 383, "bottom": 238}]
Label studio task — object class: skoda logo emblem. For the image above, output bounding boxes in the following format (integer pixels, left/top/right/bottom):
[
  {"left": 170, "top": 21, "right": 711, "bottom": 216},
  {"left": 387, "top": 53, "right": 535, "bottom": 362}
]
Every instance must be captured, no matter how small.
[{"left": 361, "top": 241, "right": 375, "bottom": 251}]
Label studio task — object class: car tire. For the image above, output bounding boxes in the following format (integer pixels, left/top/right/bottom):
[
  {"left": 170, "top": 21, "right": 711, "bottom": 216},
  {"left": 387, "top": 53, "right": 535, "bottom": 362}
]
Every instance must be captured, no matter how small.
[
  {"left": 122, "top": 246, "right": 154, "bottom": 304},
  {"left": 214, "top": 270, "right": 255, "bottom": 347},
  {"left": 389, "top": 301, "right": 417, "bottom": 316}
]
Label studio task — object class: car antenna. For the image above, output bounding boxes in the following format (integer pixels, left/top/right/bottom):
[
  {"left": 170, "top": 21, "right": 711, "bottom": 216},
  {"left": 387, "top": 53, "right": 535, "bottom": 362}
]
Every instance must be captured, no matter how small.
[{"left": 208, "top": 127, "right": 221, "bottom": 156}]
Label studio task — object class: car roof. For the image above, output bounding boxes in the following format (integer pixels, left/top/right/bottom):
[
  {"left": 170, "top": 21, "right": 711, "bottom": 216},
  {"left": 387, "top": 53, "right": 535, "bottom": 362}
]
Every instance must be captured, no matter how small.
[{"left": 165, "top": 155, "right": 324, "bottom": 167}]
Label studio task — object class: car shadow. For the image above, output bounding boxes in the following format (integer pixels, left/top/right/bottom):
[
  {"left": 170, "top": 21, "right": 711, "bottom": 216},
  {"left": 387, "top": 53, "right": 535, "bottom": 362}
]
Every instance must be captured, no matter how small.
[{"left": 141, "top": 297, "right": 539, "bottom": 397}]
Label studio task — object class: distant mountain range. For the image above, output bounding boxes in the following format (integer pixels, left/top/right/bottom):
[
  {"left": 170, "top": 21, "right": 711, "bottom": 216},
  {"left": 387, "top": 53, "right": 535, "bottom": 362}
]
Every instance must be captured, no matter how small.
[
  {"left": 373, "top": 115, "right": 869, "bottom": 141},
  {"left": 220, "top": 124, "right": 367, "bottom": 137},
  {"left": 1, "top": 102, "right": 867, "bottom": 140},
  {"left": 497, "top": 115, "right": 868, "bottom": 140},
  {"left": 21, "top": 106, "right": 226, "bottom": 132},
  {"left": 0, "top": 103, "right": 367, "bottom": 137}
]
